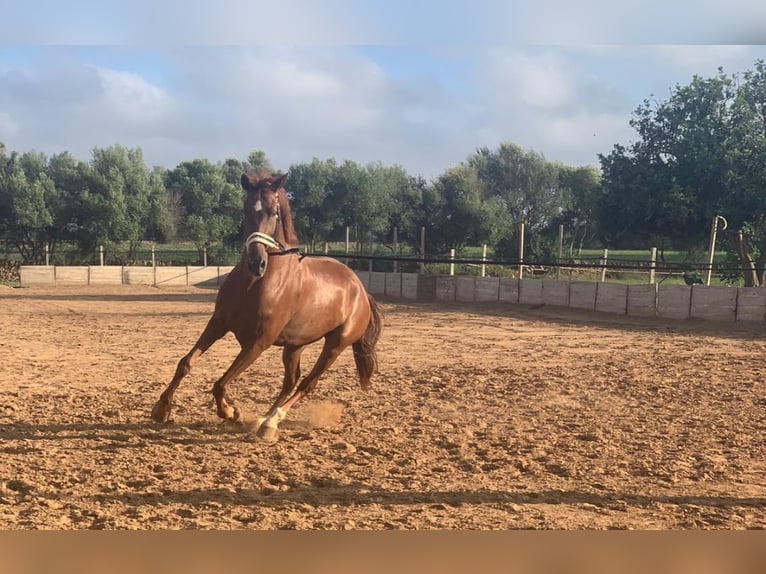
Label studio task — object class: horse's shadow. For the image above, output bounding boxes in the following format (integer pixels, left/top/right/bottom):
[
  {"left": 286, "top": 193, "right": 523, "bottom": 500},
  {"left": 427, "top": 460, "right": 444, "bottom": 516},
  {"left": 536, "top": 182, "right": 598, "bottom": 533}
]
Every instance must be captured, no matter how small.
[
  {"left": 0, "top": 419, "right": 235, "bottom": 448},
  {"left": 90, "top": 480, "right": 766, "bottom": 514}
]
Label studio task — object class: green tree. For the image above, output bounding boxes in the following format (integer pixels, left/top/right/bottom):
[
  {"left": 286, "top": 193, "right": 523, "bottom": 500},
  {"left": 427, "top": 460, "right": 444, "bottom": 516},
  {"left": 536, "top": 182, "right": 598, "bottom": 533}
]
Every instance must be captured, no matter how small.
[
  {"left": 243, "top": 150, "right": 274, "bottom": 174},
  {"left": 429, "top": 164, "right": 502, "bottom": 252},
  {"left": 334, "top": 160, "right": 394, "bottom": 251},
  {"left": 598, "top": 60, "right": 766, "bottom": 283},
  {"left": 87, "top": 145, "right": 153, "bottom": 261},
  {"left": 221, "top": 150, "right": 275, "bottom": 186},
  {"left": 165, "top": 159, "right": 241, "bottom": 253},
  {"left": 723, "top": 61, "right": 766, "bottom": 284},
  {"left": 384, "top": 168, "right": 424, "bottom": 254},
  {"left": 468, "top": 143, "right": 568, "bottom": 260},
  {"left": 556, "top": 165, "right": 602, "bottom": 257},
  {"left": 0, "top": 151, "right": 56, "bottom": 263},
  {"left": 145, "top": 166, "right": 180, "bottom": 243},
  {"left": 286, "top": 158, "right": 339, "bottom": 251}
]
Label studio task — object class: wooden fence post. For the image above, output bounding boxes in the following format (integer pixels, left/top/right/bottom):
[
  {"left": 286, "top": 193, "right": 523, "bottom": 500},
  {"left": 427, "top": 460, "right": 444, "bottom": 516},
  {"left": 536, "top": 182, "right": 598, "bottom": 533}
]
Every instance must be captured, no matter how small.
[
  {"left": 518, "top": 222, "right": 525, "bottom": 280},
  {"left": 600, "top": 248, "right": 608, "bottom": 282}
]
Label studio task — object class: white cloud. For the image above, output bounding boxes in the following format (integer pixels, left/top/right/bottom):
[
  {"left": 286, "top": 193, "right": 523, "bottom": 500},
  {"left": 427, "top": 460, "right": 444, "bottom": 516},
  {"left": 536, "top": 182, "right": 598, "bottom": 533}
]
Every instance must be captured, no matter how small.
[
  {"left": 7, "top": 44, "right": 764, "bottom": 178},
  {"left": 161, "top": 47, "right": 444, "bottom": 169},
  {"left": 93, "top": 68, "right": 172, "bottom": 124},
  {"left": 486, "top": 50, "right": 575, "bottom": 111},
  {"left": 476, "top": 48, "right": 635, "bottom": 166},
  {"left": 0, "top": 112, "right": 20, "bottom": 139},
  {"left": 652, "top": 45, "right": 756, "bottom": 75}
]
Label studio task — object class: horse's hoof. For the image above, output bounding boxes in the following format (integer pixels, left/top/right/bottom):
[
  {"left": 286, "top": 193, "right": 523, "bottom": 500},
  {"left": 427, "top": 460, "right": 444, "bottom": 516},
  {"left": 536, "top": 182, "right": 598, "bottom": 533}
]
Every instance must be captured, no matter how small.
[
  {"left": 216, "top": 404, "right": 235, "bottom": 421},
  {"left": 150, "top": 401, "right": 170, "bottom": 424},
  {"left": 257, "top": 424, "right": 279, "bottom": 442}
]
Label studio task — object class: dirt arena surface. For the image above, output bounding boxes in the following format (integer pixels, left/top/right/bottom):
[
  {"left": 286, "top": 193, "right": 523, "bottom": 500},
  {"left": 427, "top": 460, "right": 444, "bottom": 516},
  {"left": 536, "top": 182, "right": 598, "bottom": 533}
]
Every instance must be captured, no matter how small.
[{"left": 0, "top": 284, "right": 764, "bottom": 530}]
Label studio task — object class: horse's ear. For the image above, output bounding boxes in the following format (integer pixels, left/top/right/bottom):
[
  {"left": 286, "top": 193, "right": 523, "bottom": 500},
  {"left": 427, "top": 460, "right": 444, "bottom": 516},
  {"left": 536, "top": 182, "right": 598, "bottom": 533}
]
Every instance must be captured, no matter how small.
[
  {"left": 271, "top": 173, "right": 288, "bottom": 190},
  {"left": 241, "top": 173, "right": 256, "bottom": 192}
]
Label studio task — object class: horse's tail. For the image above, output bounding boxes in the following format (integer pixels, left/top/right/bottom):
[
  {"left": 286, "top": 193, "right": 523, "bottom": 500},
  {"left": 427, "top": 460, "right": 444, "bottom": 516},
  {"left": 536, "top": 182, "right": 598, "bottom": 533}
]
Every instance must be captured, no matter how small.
[{"left": 353, "top": 294, "right": 382, "bottom": 391}]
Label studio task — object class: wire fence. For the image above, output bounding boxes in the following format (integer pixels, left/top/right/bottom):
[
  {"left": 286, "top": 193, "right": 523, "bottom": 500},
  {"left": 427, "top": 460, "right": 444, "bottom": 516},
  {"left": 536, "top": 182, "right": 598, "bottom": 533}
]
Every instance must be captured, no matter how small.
[{"left": 1, "top": 243, "right": 756, "bottom": 287}]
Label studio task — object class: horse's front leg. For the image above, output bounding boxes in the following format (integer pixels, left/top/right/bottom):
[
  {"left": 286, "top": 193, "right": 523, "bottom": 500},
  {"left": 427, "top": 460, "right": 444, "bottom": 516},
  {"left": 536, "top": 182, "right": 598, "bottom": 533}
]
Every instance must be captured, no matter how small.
[
  {"left": 211, "top": 342, "right": 269, "bottom": 422},
  {"left": 151, "top": 316, "right": 227, "bottom": 423}
]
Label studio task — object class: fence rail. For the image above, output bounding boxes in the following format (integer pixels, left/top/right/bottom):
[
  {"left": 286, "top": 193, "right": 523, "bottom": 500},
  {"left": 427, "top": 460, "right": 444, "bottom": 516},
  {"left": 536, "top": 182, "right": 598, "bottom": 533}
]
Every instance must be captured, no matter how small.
[
  {"left": 16, "top": 264, "right": 766, "bottom": 324},
  {"left": 6, "top": 249, "right": 757, "bottom": 284}
]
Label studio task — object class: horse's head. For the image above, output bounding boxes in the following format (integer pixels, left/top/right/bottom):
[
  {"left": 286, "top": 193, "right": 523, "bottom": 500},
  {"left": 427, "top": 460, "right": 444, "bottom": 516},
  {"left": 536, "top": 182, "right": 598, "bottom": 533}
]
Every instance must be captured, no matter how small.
[{"left": 240, "top": 171, "right": 290, "bottom": 277}]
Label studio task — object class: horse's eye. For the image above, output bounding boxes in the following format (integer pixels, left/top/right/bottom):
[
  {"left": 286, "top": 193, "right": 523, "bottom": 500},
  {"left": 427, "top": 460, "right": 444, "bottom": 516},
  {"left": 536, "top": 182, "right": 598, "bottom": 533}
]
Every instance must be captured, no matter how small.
[{"left": 254, "top": 200, "right": 262, "bottom": 213}]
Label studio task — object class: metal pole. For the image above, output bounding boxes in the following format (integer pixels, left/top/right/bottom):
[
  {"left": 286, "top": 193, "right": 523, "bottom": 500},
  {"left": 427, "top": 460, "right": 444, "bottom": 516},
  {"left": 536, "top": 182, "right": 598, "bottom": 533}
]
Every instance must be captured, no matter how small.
[
  {"left": 203, "top": 247, "right": 207, "bottom": 267},
  {"left": 420, "top": 226, "right": 425, "bottom": 274},
  {"left": 345, "top": 227, "right": 350, "bottom": 255},
  {"left": 649, "top": 247, "right": 657, "bottom": 284},
  {"left": 151, "top": 244, "right": 156, "bottom": 267},
  {"left": 45, "top": 243, "right": 49, "bottom": 266},
  {"left": 705, "top": 215, "right": 727, "bottom": 286},
  {"left": 449, "top": 249, "right": 455, "bottom": 276},
  {"left": 99, "top": 245, "right": 104, "bottom": 266},
  {"left": 518, "top": 222, "right": 525, "bottom": 280},
  {"left": 481, "top": 244, "right": 487, "bottom": 277}
]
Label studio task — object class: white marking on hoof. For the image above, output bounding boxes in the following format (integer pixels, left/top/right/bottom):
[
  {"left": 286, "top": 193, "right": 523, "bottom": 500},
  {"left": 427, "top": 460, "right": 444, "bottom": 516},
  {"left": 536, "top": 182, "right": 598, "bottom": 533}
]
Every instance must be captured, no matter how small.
[{"left": 257, "top": 424, "right": 278, "bottom": 442}]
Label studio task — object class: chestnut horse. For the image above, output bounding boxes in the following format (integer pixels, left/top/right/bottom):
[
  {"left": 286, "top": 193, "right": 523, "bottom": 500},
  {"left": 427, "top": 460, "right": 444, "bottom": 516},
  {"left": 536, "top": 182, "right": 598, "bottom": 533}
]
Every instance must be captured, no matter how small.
[{"left": 151, "top": 171, "right": 383, "bottom": 441}]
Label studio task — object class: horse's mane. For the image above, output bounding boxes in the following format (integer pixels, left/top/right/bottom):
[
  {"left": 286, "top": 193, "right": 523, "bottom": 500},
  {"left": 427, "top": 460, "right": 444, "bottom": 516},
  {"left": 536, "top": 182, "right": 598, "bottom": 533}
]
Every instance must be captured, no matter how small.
[{"left": 275, "top": 181, "right": 299, "bottom": 247}]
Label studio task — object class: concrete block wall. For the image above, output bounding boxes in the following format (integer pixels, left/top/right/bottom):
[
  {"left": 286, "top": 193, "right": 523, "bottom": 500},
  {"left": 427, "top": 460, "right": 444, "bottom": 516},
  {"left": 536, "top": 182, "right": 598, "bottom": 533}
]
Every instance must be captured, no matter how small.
[
  {"left": 384, "top": 273, "right": 402, "bottom": 298},
  {"left": 690, "top": 285, "right": 736, "bottom": 322},
  {"left": 499, "top": 278, "right": 519, "bottom": 303},
  {"left": 154, "top": 267, "right": 187, "bottom": 286},
  {"left": 436, "top": 276, "right": 456, "bottom": 302},
  {"left": 19, "top": 266, "right": 55, "bottom": 285},
  {"left": 54, "top": 266, "right": 89, "bottom": 285},
  {"left": 456, "top": 277, "right": 475, "bottom": 302},
  {"left": 475, "top": 277, "right": 500, "bottom": 302},
  {"left": 657, "top": 284, "right": 692, "bottom": 320},
  {"left": 596, "top": 283, "right": 628, "bottom": 315},
  {"left": 519, "top": 279, "right": 543, "bottom": 305},
  {"left": 736, "top": 287, "right": 766, "bottom": 322},
  {"left": 123, "top": 267, "right": 155, "bottom": 286},
  {"left": 401, "top": 273, "right": 418, "bottom": 300},
  {"left": 627, "top": 284, "right": 657, "bottom": 317},
  {"left": 187, "top": 266, "right": 221, "bottom": 287},
  {"left": 369, "top": 272, "right": 386, "bottom": 296},
  {"left": 569, "top": 281, "right": 598, "bottom": 310},
  {"left": 18, "top": 265, "right": 758, "bottom": 324},
  {"left": 88, "top": 266, "right": 123, "bottom": 285},
  {"left": 542, "top": 279, "right": 569, "bottom": 307}
]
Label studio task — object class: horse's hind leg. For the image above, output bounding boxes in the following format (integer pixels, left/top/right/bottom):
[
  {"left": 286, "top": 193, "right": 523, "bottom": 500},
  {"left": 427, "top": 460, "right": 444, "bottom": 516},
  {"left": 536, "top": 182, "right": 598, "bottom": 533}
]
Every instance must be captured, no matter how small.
[
  {"left": 151, "top": 315, "right": 227, "bottom": 423},
  {"left": 255, "top": 345, "right": 304, "bottom": 428},
  {"left": 257, "top": 334, "right": 346, "bottom": 440}
]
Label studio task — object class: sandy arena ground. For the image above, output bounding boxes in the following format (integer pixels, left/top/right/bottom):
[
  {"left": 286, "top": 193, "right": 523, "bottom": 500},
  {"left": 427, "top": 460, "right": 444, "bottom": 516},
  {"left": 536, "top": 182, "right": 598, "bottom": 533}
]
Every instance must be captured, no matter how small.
[{"left": 0, "top": 284, "right": 764, "bottom": 529}]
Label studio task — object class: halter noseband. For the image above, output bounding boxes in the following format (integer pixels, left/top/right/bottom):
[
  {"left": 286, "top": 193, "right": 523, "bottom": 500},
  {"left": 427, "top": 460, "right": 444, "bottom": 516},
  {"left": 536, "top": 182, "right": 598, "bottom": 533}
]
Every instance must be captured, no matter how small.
[
  {"left": 244, "top": 196, "right": 300, "bottom": 256},
  {"left": 245, "top": 231, "right": 286, "bottom": 252}
]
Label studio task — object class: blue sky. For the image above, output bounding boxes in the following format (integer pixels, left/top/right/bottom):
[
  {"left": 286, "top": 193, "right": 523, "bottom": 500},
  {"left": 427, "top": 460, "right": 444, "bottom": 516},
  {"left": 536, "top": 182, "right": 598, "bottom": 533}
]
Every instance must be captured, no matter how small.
[{"left": 1, "top": 2, "right": 766, "bottom": 178}]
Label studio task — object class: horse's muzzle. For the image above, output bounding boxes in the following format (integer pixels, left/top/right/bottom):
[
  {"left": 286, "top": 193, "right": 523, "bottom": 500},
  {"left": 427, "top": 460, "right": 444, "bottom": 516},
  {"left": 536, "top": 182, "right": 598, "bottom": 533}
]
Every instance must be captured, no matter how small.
[{"left": 248, "top": 253, "right": 268, "bottom": 277}]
